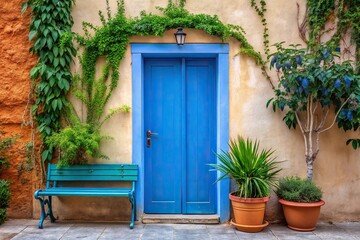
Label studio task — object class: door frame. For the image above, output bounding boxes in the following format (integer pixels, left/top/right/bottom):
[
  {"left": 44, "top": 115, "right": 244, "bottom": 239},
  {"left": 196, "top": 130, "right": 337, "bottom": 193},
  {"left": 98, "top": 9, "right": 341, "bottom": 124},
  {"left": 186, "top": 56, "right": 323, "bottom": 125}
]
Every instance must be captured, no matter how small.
[{"left": 131, "top": 43, "right": 229, "bottom": 222}]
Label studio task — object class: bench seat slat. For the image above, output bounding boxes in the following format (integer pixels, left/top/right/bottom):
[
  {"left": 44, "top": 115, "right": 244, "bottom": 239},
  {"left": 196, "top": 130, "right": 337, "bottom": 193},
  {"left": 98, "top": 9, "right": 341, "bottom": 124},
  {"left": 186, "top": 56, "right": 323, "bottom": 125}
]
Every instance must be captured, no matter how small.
[
  {"left": 50, "top": 164, "right": 138, "bottom": 170},
  {"left": 36, "top": 188, "right": 133, "bottom": 197},
  {"left": 50, "top": 169, "right": 138, "bottom": 176},
  {"left": 36, "top": 191, "right": 132, "bottom": 197},
  {"left": 44, "top": 187, "right": 133, "bottom": 192},
  {"left": 49, "top": 175, "right": 137, "bottom": 181}
]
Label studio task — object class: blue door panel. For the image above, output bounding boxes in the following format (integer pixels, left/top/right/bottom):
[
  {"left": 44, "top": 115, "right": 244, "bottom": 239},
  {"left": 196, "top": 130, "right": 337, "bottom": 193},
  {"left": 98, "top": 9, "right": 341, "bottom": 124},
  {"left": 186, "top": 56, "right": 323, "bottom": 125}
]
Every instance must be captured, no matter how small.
[
  {"left": 144, "top": 59, "right": 182, "bottom": 213},
  {"left": 144, "top": 58, "right": 216, "bottom": 214},
  {"left": 185, "top": 60, "right": 216, "bottom": 214}
]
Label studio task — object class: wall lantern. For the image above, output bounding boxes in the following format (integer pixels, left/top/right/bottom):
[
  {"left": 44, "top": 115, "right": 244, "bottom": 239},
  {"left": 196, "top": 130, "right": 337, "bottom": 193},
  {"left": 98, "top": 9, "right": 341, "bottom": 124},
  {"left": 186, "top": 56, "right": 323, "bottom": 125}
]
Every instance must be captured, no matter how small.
[{"left": 174, "top": 27, "right": 186, "bottom": 45}]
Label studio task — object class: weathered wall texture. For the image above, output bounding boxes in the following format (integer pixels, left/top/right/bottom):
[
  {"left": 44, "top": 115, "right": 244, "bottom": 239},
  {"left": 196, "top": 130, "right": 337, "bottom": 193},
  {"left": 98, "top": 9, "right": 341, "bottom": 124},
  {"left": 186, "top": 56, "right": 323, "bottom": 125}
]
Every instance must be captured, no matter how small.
[
  {"left": 0, "top": 1, "right": 37, "bottom": 218},
  {"left": 2, "top": 0, "right": 359, "bottom": 222}
]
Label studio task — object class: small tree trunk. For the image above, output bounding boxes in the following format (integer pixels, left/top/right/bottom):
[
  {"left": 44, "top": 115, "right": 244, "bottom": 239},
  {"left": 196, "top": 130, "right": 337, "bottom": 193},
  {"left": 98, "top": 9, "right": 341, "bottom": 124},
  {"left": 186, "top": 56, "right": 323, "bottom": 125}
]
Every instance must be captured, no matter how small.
[{"left": 306, "top": 156, "right": 313, "bottom": 181}]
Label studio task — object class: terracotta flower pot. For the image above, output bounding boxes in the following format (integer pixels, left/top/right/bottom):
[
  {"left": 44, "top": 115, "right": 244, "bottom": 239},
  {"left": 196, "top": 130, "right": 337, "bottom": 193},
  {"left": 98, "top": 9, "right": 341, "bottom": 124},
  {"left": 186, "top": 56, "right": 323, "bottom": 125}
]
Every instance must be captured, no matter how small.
[
  {"left": 229, "top": 192, "right": 270, "bottom": 233},
  {"left": 279, "top": 199, "right": 325, "bottom": 231}
]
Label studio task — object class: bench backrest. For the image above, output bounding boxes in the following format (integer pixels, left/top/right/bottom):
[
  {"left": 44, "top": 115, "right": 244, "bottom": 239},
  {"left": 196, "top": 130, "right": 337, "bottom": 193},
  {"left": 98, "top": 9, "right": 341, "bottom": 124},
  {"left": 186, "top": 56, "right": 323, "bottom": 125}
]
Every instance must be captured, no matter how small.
[{"left": 46, "top": 163, "right": 138, "bottom": 188}]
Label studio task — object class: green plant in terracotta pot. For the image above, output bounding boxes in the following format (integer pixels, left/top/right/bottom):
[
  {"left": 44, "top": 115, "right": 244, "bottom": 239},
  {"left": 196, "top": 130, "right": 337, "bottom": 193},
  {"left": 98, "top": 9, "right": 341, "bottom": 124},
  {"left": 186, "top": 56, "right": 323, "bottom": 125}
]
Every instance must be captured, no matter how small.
[
  {"left": 276, "top": 176, "right": 324, "bottom": 231},
  {"left": 210, "top": 136, "right": 282, "bottom": 233}
]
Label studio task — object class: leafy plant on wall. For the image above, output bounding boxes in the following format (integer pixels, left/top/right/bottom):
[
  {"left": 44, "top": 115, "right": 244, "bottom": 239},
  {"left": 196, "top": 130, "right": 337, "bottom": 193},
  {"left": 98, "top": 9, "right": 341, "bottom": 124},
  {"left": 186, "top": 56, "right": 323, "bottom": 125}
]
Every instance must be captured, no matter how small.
[
  {"left": 46, "top": 51, "right": 131, "bottom": 167},
  {"left": 267, "top": 43, "right": 359, "bottom": 180},
  {"left": 0, "top": 133, "right": 16, "bottom": 173},
  {"left": 0, "top": 180, "right": 10, "bottom": 224},
  {"left": 267, "top": 0, "right": 360, "bottom": 180},
  {"left": 22, "top": 0, "right": 76, "bottom": 167}
]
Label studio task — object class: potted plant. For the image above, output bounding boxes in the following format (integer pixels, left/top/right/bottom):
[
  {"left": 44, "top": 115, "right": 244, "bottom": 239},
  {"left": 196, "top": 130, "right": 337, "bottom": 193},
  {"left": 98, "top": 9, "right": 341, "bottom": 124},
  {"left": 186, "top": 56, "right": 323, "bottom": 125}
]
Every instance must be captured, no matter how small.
[
  {"left": 276, "top": 176, "right": 324, "bottom": 231},
  {"left": 210, "top": 136, "right": 282, "bottom": 233}
]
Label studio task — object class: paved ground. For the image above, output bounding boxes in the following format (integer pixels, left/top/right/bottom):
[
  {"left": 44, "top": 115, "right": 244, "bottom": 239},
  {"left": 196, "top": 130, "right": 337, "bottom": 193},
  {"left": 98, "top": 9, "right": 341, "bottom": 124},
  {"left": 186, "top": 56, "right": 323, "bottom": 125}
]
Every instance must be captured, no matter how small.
[{"left": 0, "top": 219, "right": 359, "bottom": 240}]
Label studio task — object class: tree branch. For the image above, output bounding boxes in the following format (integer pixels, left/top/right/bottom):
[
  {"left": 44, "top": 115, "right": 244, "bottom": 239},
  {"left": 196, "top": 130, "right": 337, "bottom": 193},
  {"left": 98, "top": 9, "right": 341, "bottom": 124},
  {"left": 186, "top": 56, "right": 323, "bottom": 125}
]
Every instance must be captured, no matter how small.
[
  {"left": 319, "top": 97, "right": 350, "bottom": 133},
  {"left": 309, "top": 95, "right": 314, "bottom": 157},
  {"left": 306, "top": 94, "right": 311, "bottom": 129},
  {"left": 297, "top": 2, "right": 308, "bottom": 43},
  {"left": 313, "top": 131, "right": 320, "bottom": 163},
  {"left": 295, "top": 111, "right": 308, "bottom": 155},
  {"left": 316, "top": 107, "right": 329, "bottom": 131}
]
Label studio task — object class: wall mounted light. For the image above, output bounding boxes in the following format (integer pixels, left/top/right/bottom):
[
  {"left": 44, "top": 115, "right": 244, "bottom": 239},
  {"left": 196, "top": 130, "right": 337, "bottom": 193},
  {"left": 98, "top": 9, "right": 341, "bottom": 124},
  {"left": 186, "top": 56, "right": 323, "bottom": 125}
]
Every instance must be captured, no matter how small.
[{"left": 174, "top": 27, "right": 186, "bottom": 45}]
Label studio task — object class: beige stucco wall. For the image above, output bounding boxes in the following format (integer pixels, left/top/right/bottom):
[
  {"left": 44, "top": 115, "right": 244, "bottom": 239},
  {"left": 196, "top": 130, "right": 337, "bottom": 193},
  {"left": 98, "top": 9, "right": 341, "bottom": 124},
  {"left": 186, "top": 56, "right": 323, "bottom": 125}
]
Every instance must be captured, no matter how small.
[{"left": 37, "top": 0, "right": 359, "bottom": 222}]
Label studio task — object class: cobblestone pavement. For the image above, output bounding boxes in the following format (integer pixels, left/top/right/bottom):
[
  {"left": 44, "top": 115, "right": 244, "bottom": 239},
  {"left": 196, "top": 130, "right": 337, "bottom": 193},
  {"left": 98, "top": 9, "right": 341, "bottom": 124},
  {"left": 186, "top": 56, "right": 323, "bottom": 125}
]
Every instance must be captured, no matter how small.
[{"left": 0, "top": 219, "right": 359, "bottom": 240}]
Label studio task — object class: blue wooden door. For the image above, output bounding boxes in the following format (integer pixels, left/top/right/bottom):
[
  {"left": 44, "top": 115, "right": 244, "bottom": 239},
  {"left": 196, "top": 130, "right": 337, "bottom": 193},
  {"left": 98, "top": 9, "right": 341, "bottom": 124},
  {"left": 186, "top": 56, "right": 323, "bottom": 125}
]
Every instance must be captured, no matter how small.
[{"left": 144, "top": 58, "right": 216, "bottom": 214}]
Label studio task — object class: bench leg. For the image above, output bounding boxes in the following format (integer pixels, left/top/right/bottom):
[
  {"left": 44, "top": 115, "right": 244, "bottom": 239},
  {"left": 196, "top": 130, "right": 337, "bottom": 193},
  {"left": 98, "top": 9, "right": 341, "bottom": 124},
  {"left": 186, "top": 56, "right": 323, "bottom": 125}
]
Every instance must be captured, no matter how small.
[
  {"left": 129, "top": 194, "right": 136, "bottom": 229},
  {"left": 37, "top": 197, "right": 47, "bottom": 229},
  {"left": 47, "top": 196, "right": 56, "bottom": 223},
  {"left": 35, "top": 196, "right": 56, "bottom": 229}
]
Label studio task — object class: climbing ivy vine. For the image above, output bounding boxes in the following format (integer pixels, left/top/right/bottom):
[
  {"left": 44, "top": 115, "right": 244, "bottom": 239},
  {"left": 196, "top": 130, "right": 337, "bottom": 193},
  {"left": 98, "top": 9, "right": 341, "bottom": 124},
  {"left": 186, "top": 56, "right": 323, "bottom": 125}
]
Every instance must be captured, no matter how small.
[
  {"left": 249, "top": 0, "right": 272, "bottom": 86},
  {"left": 22, "top": 0, "right": 75, "bottom": 163},
  {"left": 65, "top": 0, "right": 264, "bottom": 101},
  {"left": 250, "top": 0, "right": 269, "bottom": 56},
  {"left": 299, "top": 0, "right": 360, "bottom": 70}
]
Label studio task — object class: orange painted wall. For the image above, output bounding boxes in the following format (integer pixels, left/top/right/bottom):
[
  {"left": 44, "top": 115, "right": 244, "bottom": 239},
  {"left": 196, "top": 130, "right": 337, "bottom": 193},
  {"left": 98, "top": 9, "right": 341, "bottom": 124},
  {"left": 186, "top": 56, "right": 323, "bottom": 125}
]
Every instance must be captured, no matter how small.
[{"left": 0, "top": 1, "right": 37, "bottom": 218}]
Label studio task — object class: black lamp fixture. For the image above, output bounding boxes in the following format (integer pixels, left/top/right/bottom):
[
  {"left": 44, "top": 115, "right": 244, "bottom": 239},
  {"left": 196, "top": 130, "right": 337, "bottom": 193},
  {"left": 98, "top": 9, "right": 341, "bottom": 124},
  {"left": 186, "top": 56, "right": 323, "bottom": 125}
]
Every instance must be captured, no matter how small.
[{"left": 174, "top": 27, "right": 186, "bottom": 45}]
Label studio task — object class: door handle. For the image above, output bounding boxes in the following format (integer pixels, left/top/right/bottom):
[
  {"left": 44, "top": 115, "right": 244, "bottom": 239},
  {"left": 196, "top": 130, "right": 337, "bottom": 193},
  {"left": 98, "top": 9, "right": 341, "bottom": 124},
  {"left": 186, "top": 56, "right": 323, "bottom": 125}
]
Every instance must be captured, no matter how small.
[
  {"left": 147, "top": 130, "right": 158, "bottom": 137},
  {"left": 146, "top": 130, "right": 158, "bottom": 148}
]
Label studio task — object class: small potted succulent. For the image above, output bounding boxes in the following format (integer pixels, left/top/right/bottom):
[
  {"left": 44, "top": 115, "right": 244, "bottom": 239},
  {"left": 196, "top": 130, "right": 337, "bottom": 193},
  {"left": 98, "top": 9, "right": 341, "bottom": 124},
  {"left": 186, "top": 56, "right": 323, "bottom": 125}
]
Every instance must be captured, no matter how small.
[
  {"left": 210, "top": 136, "right": 282, "bottom": 233},
  {"left": 276, "top": 176, "right": 324, "bottom": 231}
]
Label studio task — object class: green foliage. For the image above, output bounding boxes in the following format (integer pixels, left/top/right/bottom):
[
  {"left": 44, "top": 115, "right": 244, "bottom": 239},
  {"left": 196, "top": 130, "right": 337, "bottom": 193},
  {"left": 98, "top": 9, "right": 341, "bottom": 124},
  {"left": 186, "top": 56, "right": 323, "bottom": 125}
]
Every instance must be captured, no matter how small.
[
  {"left": 305, "top": 0, "right": 360, "bottom": 71},
  {"left": 0, "top": 208, "right": 6, "bottom": 225},
  {"left": 49, "top": 100, "right": 129, "bottom": 166},
  {"left": 0, "top": 132, "right": 13, "bottom": 224},
  {"left": 250, "top": 0, "right": 269, "bottom": 56},
  {"left": 0, "top": 179, "right": 9, "bottom": 224},
  {"left": 346, "top": 138, "right": 360, "bottom": 149},
  {"left": 307, "top": 0, "right": 335, "bottom": 46},
  {"left": 276, "top": 176, "right": 322, "bottom": 202},
  {"left": 16, "top": 143, "right": 34, "bottom": 184},
  {"left": 329, "top": 0, "right": 360, "bottom": 71},
  {"left": 0, "top": 180, "right": 10, "bottom": 209},
  {"left": 46, "top": 123, "right": 109, "bottom": 167},
  {"left": 0, "top": 132, "right": 16, "bottom": 173},
  {"left": 25, "top": 0, "right": 129, "bottom": 166},
  {"left": 267, "top": 43, "right": 359, "bottom": 130},
  {"left": 210, "top": 136, "right": 282, "bottom": 198},
  {"left": 23, "top": 0, "right": 76, "bottom": 162}
]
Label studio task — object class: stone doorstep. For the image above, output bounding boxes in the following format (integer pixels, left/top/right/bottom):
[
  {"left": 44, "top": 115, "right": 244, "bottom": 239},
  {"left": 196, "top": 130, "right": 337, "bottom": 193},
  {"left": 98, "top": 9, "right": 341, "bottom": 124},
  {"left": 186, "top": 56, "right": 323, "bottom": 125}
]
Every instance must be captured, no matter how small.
[{"left": 142, "top": 214, "right": 220, "bottom": 224}]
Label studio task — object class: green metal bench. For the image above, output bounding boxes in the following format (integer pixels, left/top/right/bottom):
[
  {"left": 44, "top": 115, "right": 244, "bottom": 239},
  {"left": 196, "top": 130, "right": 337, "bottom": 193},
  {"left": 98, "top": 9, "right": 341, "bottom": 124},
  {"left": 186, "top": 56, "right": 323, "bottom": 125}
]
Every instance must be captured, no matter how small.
[{"left": 34, "top": 163, "right": 138, "bottom": 229}]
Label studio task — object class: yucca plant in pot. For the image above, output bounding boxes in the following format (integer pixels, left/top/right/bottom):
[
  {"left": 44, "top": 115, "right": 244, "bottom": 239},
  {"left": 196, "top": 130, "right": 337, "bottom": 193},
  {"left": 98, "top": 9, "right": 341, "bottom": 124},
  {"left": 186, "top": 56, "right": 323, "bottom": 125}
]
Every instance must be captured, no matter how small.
[
  {"left": 210, "top": 136, "right": 282, "bottom": 233},
  {"left": 276, "top": 176, "right": 324, "bottom": 231}
]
